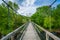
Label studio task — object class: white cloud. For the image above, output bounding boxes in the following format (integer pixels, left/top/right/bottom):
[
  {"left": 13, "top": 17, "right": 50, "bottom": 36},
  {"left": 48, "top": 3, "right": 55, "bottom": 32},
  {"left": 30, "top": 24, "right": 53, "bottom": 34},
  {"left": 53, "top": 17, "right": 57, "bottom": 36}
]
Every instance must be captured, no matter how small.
[
  {"left": 6, "top": 0, "right": 37, "bottom": 16},
  {"left": 18, "top": 0, "right": 37, "bottom": 16},
  {"left": 18, "top": 6, "right": 37, "bottom": 16},
  {"left": 22, "top": 0, "right": 36, "bottom": 7},
  {"left": 0, "top": 0, "right": 3, "bottom": 4}
]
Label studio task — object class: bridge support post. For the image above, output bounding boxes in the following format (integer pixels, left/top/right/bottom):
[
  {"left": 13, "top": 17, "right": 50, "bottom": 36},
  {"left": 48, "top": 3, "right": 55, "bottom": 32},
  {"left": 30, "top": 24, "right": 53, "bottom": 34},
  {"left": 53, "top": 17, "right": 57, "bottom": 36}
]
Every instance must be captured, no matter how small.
[
  {"left": 11, "top": 36, "right": 14, "bottom": 40},
  {"left": 46, "top": 33, "right": 49, "bottom": 40}
]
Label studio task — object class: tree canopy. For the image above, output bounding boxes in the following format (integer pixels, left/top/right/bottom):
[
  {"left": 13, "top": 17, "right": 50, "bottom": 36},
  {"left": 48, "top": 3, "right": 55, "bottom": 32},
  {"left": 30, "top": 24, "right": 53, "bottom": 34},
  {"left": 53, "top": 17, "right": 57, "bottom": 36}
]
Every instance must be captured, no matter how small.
[
  {"left": 31, "top": 4, "right": 60, "bottom": 31},
  {"left": 0, "top": 1, "right": 28, "bottom": 38}
]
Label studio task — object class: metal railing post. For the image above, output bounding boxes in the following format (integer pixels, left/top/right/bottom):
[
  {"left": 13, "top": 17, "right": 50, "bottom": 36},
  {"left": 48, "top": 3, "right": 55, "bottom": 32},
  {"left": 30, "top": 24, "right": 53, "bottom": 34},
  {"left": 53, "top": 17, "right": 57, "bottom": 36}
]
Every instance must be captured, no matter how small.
[
  {"left": 46, "top": 33, "right": 49, "bottom": 40},
  {"left": 11, "top": 36, "right": 14, "bottom": 40}
]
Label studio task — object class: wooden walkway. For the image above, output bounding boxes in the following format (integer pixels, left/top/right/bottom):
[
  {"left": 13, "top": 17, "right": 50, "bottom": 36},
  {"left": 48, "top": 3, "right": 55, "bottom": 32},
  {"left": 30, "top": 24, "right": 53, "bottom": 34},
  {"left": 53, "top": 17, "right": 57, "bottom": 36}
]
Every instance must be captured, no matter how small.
[
  {"left": 21, "top": 23, "right": 41, "bottom": 40},
  {"left": 1, "top": 22, "right": 60, "bottom": 40}
]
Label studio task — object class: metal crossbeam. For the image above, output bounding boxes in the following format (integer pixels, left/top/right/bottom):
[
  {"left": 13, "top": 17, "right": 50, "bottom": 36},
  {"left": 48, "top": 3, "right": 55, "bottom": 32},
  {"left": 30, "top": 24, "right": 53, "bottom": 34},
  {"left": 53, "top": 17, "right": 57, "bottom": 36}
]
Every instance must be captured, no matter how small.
[{"left": 49, "top": 0, "right": 57, "bottom": 7}]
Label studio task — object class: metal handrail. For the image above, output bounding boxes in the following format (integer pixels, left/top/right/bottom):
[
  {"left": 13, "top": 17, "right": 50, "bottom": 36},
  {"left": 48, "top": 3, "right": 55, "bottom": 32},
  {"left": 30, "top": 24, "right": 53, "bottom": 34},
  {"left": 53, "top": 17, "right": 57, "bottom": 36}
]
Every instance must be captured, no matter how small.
[
  {"left": 32, "top": 22, "right": 60, "bottom": 40},
  {"left": 0, "top": 22, "right": 29, "bottom": 40}
]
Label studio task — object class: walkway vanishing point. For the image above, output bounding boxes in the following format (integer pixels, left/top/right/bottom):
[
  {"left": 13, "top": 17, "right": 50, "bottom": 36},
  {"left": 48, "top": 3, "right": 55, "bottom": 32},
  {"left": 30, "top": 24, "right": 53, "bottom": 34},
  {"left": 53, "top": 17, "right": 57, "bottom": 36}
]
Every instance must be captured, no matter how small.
[{"left": 21, "top": 23, "right": 41, "bottom": 40}]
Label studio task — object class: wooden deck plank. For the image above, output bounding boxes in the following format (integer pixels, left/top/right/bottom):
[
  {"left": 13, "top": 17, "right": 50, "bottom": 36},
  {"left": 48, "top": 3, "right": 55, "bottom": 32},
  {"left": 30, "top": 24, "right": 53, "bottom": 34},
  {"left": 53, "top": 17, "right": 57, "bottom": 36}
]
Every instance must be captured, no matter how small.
[{"left": 21, "top": 23, "right": 41, "bottom": 40}]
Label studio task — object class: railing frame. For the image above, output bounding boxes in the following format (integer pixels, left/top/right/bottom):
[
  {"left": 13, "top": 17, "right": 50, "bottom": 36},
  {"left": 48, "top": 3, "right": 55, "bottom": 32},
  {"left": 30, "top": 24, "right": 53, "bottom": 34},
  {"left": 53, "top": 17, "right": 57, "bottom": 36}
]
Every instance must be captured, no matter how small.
[
  {"left": 32, "top": 22, "right": 60, "bottom": 40},
  {"left": 0, "top": 22, "right": 29, "bottom": 40}
]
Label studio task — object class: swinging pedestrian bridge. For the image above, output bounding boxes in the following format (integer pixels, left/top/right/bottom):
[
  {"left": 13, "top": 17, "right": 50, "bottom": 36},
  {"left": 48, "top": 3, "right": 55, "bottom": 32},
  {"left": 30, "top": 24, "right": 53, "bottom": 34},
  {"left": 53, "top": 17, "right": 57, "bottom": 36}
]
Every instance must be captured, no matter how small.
[
  {"left": 1, "top": 0, "right": 60, "bottom": 40},
  {"left": 0, "top": 22, "right": 60, "bottom": 40}
]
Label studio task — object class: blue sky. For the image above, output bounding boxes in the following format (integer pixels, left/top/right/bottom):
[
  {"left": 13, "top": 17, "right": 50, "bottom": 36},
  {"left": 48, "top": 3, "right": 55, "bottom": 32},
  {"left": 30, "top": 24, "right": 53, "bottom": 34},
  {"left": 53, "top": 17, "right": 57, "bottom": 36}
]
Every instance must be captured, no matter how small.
[{"left": 0, "top": 0, "right": 60, "bottom": 16}]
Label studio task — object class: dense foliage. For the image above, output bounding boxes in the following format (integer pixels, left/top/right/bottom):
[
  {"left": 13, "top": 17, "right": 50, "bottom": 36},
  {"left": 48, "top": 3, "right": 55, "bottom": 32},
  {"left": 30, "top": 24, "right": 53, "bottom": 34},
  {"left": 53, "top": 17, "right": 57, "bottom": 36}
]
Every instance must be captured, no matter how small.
[
  {"left": 0, "top": 1, "right": 28, "bottom": 38},
  {"left": 31, "top": 4, "right": 60, "bottom": 31}
]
